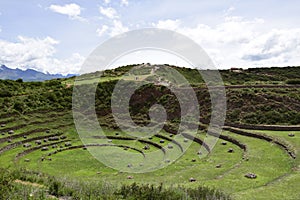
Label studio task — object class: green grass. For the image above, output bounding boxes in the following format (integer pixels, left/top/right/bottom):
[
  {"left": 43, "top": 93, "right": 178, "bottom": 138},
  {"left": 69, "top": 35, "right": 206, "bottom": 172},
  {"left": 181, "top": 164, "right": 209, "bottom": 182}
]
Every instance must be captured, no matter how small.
[{"left": 1, "top": 111, "right": 299, "bottom": 199}]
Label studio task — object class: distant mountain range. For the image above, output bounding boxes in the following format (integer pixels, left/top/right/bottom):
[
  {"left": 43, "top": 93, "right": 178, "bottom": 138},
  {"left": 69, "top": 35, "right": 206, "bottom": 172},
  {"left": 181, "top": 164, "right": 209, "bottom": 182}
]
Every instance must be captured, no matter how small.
[{"left": 0, "top": 65, "right": 76, "bottom": 81}]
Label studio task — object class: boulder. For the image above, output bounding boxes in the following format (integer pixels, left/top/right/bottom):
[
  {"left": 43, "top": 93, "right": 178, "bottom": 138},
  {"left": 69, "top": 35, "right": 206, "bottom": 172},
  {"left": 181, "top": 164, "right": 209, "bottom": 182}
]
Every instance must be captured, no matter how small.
[
  {"left": 221, "top": 141, "right": 227, "bottom": 145},
  {"left": 45, "top": 130, "right": 50, "bottom": 133},
  {"left": 191, "top": 158, "right": 196, "bottom": 162},
  {"left": 143, "top": 145, "right": 150, "bottom": 150},
  {"left": 244, "top": 173, "right": 257, "bottom": 179},
  {"left": 65, "top": 142, "right": 72, "bottom": 147},
  {"left": 0, "top": 124, "right": 6, "bottom": 127},
  {"left": 288, "top": 133, "right": 295, "bottom": 137},
  {"left": 23, "top": 143, "right": 31, "bottom": 148},
  {"left": 159, "top": 140, "right": 165, "bottom": 143},
  {"left": 60, "top": 136, "right": 67, "bottom": 139},
  {"left": 167, "top": 144, "right": 173, "bottom": 149},
  {"left": 189, "top": 177, "right": 196, "bottom": 182},
  {"left": 228, "top": 148, "right": 234, "bottom": 153},
  {"left": 8, "top": 130, "right": 14, "bottom": 134},
  {"left": 24, "top": 159, "right": 30, "bottom": 162},
  {"left": 35, "top": 140, "right": 42, "bottom": 145},
  {"left": 41, "top": 147, "right": 49, "bottom": 151},
  {"left": 184, "top": 138, "right": 188, "bottom": 143},
  {"left": 215, "top": 164, "right": 222, "bottom": 168},
  {"left": 127, "top": 176, "right": 134, "bottom": 179}
]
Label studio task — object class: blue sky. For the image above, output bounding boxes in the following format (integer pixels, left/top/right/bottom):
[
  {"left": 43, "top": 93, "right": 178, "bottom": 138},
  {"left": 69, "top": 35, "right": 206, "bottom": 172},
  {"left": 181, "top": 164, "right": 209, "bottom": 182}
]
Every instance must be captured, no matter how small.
[{"left": 0, "top": 0, "right": 300, "bottom": 74}]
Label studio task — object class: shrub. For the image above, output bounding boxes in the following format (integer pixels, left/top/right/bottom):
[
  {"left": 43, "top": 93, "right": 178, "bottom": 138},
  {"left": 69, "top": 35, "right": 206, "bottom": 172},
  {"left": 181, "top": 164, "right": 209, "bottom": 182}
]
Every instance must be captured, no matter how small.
[{"left": 286, "top": 79, "right": 300, "bottom": 85}]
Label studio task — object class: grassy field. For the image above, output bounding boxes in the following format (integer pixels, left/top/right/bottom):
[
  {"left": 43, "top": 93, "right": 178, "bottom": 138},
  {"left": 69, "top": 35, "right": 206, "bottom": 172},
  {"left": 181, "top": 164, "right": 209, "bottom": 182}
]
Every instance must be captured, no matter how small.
[{"left": 0, "top": 110, "right": 299, "bottom": 199}]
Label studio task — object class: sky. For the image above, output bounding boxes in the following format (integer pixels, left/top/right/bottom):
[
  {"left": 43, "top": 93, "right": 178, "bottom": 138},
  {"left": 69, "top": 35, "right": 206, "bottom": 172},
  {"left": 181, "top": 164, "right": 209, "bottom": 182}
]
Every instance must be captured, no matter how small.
[{"left": 0, "top": 0, "right": 300, "bottom": 74}]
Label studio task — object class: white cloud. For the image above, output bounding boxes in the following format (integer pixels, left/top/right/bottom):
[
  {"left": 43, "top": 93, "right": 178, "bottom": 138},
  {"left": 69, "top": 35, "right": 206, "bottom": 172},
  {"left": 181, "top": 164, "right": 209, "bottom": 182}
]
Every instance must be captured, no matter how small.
[
  {"left": 241, "top": 29, "right": 300, "bottom": 64},
  {"left": 121, "top": 0, "right": 129, "bottom": 6},
  {"left": 104, "top": 0, "right": 111, "bottom": 4},
  {"left": 153, "top": 19, "right": 181, "bottom": 30},
  {"left": 96, "top": 25, "right": 109, "bottom": 37},
  {"left": 99, "top": 6, "right": 118, "bottom": 19},
  {"left": 49, "top": 3, "right": 84, "bottom": 21},
  {"left": 151, "top": 17, "right": 300, "bottom": 68},
  {"left": 110, "top": 20, "right": 129, "bottom": 36},
  {"left": 0, "top": 36, "right": 84, "bottom": 75},
  {"left": 97, "top": 20, "right": 129, "bottom": 37}
]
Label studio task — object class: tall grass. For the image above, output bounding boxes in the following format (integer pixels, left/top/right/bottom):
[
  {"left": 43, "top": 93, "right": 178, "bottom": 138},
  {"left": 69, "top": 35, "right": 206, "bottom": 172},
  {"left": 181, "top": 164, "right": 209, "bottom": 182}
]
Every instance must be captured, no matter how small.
[{"left": 0, "top": 168, "right": 231, "bottom": 200}]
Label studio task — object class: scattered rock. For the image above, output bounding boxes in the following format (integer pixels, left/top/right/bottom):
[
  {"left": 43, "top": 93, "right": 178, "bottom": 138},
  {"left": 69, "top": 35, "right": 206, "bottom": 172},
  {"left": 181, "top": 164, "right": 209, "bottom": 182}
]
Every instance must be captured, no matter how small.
[
  {"left": 43, "top": 139, "right": 48, "bottom": 143},
  {"left": 1, "top": 133, "right": 5, "bottom": 135},
  {"left": 191, "top": 158, "right": 196, "bottom": 162},
  {"left": 1, "top": 124, "right": 6, "bottom": 127},
  {"left": 24, "top": 159, "right": 30, "bottom": 162},
  {"left": 48, "top": 158, "right": 52, "bottom": 161},
  {"left": 46, "top": 130, "right": 50, "bottom": 133},
  {"left": 60, "top": 135, "right": 67, "bottom": 139},
  {"left": 148, "top": 137, "right": 153, "bottom": 140},
  {"left": 7, "top": 139, "right": 12, "bottom": 143},
  {"left": 159, "top": 140, "right": 165, "bottom": 143},
  {"left": 184, "top": 138, "right": 188, "bottom": 143},
  {"left": 221, "top": 141, "right": 227, "bottom": 145},
  {"left": 165, "top": 159, "right": 171, "bottom": 163},
  {"left": 228, "top": 148, "right": 234, "bottom": 153},
  {"left": 23, "top": 143, "right": 32, "bottom": 148},
  {"left": 244, "top": 173, "right": 257, "bottom": 179},
  {"left": 35, "top": 140, "right": 42, "bottom": 145},
  {"left": 107, "top": 139, "right": 112, "bottom": 143},
  {"left": 8, "top": 130, "right": 14, "bottom": 134},
  {"left": 52, "top": 145, "right": 57, "bottom": 148},
  {"left": 41, "top": 147, "right": 49, "bottom": 151},
  {"left": 115, "top": 132, "right": 119, "bottom": 136},
  {"left": 189, "top": 177, "right": 196, "bottom": 182},
  {"left": 123, "top": 147, "right": 128, "bottom": 151},
  {"left": 41, "top": 157, "right": 45, "bottom": 161},
  {"left": 288, "top": 133, "right": 295, "bottom": 137},
  {"left": 216, "top": 164, "right": 222, "bottom": 168},
  {"left": 96, "top": 172, "right": 101, "bottom": 174},
  {"left": 127, "top": 164, "right": 132, "bottom": 168},
  {"left": 167, "top": 144, "right": 173, "bottom": 149},
  {"left": 197, "top": 151, "right": 202, "bottom": 155},
  {"left": 169, "top": 134, "right": 173, "bottom": 137},
  {"left": 83, "top": 147, "right": 87, "bottom": 150},
  {"left": 127, "top": 176, "right": 134, "bottom": 179},
  {"left": 143, "top": 145, "right": 150, "bottom": 150},
  {"left": 65, "top": 142, "right": 72, "bottom": 147},
  {"left": 23, "top": 135, "right": 27, "bottom": 139}
]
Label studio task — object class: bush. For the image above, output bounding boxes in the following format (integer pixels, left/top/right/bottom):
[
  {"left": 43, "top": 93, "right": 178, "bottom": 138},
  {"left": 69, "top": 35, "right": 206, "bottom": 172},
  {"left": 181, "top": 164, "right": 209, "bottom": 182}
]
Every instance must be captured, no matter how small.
[{"left": 286, "top": 79, "right": 300, "bottom": 85}]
